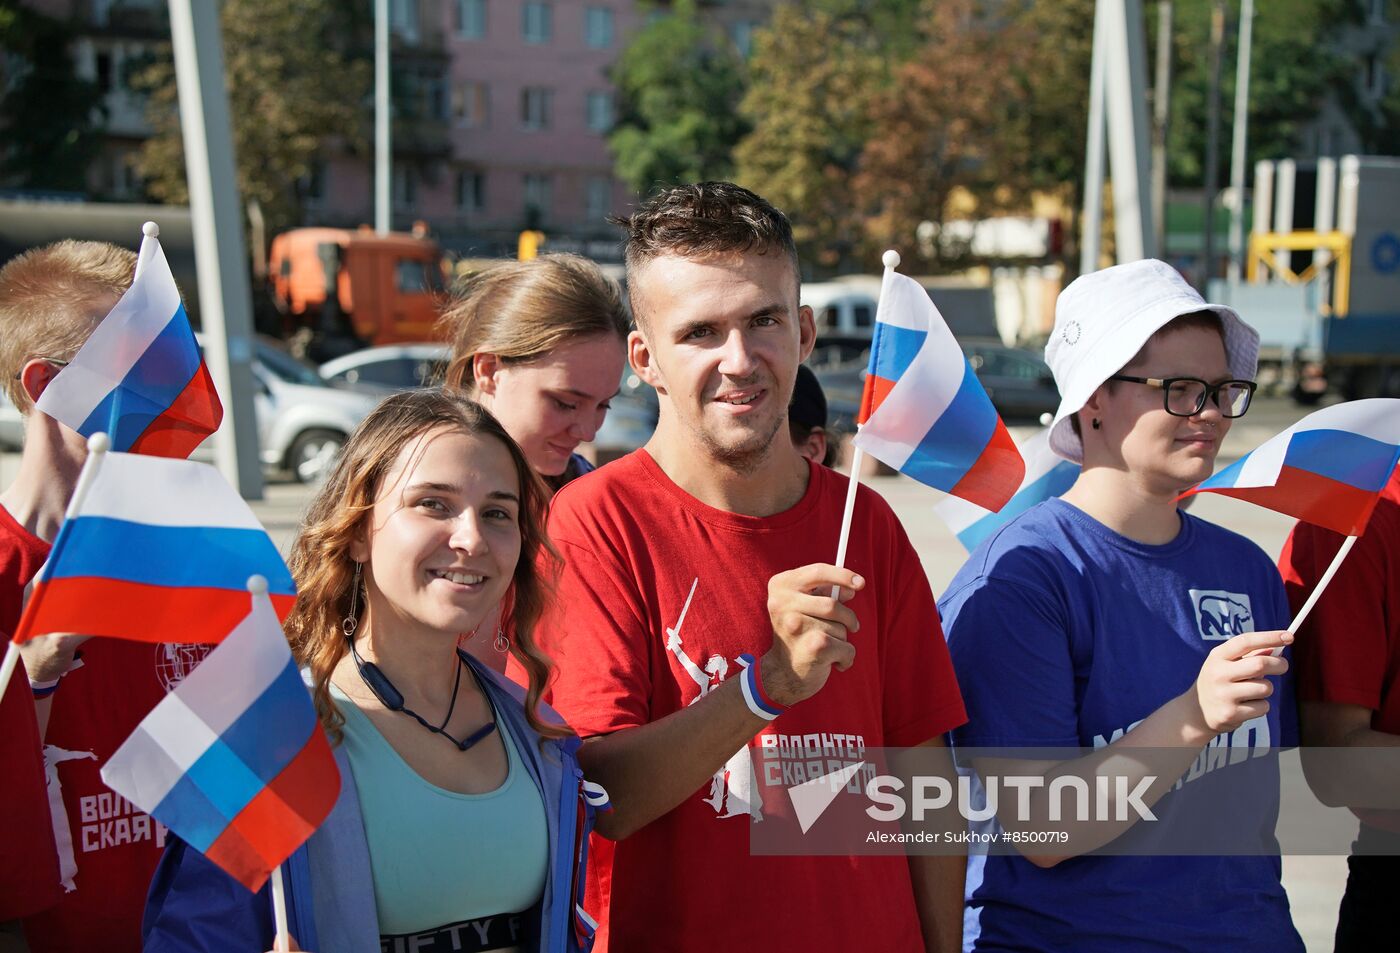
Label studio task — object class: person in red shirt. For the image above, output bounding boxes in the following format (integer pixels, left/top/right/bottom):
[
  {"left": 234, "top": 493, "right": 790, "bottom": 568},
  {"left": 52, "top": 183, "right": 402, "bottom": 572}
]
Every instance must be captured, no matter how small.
[
  {"left": 1281, "top": 464, "right": 1400, "bottom": 952},
  {"left": 534, "top": 182, "right": 967, "bottom": 952},
  {"left": 0, "top": 240, "right": 182, "bottom": 953}
]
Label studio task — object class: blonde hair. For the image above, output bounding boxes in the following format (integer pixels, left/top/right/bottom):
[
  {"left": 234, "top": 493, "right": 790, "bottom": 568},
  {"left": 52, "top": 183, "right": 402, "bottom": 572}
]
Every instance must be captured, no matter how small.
[
  {"left": 0, "top": 240, "right": 137, "bottom": 410},
  {"left": 286, "top": 390, "right": 564, "bottom": 741},
  {"left": 441, "top": 253, "right": 628, "bottom": 393}
]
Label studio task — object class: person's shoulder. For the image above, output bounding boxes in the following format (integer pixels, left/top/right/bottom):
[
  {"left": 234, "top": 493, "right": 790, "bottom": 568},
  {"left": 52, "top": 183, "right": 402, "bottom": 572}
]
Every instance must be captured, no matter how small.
[
  {"left": 1184, "top": 510, "right": 1276, "bottom": 567},
  {"left": 548, "top": 452, "right": 651, "bottom": 533},
  {"left": 940, "top": 502, "right": 1078, "bottom": 604}
]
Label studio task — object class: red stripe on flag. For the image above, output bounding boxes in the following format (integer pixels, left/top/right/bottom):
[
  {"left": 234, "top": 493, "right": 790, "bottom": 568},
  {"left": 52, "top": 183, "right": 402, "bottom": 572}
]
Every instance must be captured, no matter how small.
[
  {"left": 858, "top": 374, "right": 898, "bottom": 425},
  {"left": 1199, "top": 464, "right": 1381, "bottom": 536},
  {"left": 14, "top": 577, "right": 295, "bottom": 644},
  {"left": 948, "top": 417, "right": 1025, "bottom": 512},
  {"left": 128, "top": 362, "right": 223, "bottom": 459}
]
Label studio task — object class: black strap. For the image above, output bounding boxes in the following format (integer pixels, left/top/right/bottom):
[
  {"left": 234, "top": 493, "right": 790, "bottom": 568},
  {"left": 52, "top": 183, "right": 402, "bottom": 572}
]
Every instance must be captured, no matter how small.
[{"left": 380, "top": 911, "right": 536, "bottom": 953}]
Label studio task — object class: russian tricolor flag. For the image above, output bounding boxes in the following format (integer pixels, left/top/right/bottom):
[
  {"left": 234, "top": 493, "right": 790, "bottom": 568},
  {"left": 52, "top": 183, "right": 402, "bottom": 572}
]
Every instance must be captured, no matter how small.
[
  {"left": 1180, "top": 398, "right": 1400, "bottom": 536},
  {"left": 101, "top": 586, "right": 338, "bottom": 892},
  {"left": 852, "top": 268, "right": 1024, "bottom": 511},
  {"left": 36, "top": 225, "right": 222, "bottom": 458},
  {"left": 12, "top": 450, "right": 295, "bottom": 646},
  {"left": 935, "top": 427, "right": 1080, "bottom": 551}
]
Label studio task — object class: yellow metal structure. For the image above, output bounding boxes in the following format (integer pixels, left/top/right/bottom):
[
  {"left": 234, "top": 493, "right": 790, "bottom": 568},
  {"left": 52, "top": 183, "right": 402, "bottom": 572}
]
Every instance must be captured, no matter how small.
[
  {"left": 1246, "top": 230, "right": 1352, "bottom": 317},
  {"left": 517, "top": 229, "right": 545, "bottom": 261}
]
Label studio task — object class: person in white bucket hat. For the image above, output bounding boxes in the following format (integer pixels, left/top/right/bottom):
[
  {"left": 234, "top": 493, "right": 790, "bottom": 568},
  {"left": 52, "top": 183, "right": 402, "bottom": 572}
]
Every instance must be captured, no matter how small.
[{"left": 938, "top": 259, "right": 1304, "bottom": 951}]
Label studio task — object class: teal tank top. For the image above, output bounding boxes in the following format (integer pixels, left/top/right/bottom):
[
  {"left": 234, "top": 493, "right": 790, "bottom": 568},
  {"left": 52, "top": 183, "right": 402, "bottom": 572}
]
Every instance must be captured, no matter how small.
[{"left": 330, "top": 682, "right": 549, "bottom": 936}]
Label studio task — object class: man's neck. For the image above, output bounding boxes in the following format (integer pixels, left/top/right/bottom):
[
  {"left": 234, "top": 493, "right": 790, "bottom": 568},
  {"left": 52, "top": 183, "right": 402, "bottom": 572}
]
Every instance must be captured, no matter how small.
[
  {"left": 0, "top": 422, "right": 84, "bottom": 543},
  {"left": 644, "top": 426, "right": 811, "bottom": 518},
  {"left": 1059, "top": 466, "right": 1184, "bottom": 546}
]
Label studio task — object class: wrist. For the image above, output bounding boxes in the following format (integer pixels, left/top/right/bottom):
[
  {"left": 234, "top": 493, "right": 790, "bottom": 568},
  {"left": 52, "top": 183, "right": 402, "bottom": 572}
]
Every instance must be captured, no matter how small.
[
  {"left": 739, "top": 654, "right": 786, "bottom": 721},
  {"left": 1171, "top": 689, "right": 1215, "bottom": 746}
]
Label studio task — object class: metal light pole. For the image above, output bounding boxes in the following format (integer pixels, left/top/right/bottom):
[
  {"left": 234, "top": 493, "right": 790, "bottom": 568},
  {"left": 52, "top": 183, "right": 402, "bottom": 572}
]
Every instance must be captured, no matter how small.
[
  {"left": 1151, "top": 1, "right": 1173, "bottom": 260},
  {"left": 1225, "top": 0, "right": 1255, "bottom": 283},
  {"left": 1202, "top": 0, "right": 1226, "bottom": 287},
  {"left": 1081, "top": 0, "right": 1109, "bottom": 274},
  {"left": 375, "top": 0, "right": 391, "bottom": 233}
]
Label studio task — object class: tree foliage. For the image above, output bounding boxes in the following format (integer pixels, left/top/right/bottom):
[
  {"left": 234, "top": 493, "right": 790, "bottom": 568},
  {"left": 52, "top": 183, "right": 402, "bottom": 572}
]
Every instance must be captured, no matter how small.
[
  {"left": 134, "top": 0, "right": 369, "bottom": 232},
  {"left": 606, "top": 0, "right": 749, "bottom": 194},
  {"left": 0, "top": 4, "right": 104, "bottom": 192}
]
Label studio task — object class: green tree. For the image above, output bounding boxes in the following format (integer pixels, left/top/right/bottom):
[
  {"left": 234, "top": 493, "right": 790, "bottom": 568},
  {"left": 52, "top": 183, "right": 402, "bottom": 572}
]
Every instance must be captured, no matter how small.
[
  {"left": 734, "top": 0, "right": 920, "bottom": 272},
  {"left": 0, "top": 4, "right": 104, "bottom": 192},
  {"left": 606, "top": 0, "right": 750, "bottom": 194},
  {"left": 134, "top": 0, "right": 369, "bottom": 232}
]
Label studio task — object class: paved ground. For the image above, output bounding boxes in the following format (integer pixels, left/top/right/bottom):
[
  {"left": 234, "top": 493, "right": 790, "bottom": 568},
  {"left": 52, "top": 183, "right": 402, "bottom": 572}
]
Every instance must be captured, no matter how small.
[{"left": 0, "top": 395, "right": 1351, "bottom": 949}]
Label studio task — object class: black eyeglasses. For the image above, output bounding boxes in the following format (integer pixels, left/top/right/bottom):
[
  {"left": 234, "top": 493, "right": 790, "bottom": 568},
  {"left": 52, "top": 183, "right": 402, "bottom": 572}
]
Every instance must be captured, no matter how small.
[{"left": 1108, "top": 374, "right": 1256, "bottom": 418}]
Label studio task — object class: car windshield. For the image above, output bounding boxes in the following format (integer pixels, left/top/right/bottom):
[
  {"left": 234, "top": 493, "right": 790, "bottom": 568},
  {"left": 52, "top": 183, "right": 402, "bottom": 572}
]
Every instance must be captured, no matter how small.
[{"left": 255, "top": 341, "right": 324, "bottom": 387}]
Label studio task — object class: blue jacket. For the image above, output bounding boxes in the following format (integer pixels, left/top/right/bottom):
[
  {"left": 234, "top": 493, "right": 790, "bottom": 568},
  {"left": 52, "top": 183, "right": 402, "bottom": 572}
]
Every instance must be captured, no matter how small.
[{"left": 143, "top": 656, "right": 598, "bottom": 953}]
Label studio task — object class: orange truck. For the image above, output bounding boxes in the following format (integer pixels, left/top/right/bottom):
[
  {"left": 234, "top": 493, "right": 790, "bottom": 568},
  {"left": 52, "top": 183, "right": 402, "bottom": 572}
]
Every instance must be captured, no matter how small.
[{"left": 268, "top": 226, "right": 448, "bottom": 359}]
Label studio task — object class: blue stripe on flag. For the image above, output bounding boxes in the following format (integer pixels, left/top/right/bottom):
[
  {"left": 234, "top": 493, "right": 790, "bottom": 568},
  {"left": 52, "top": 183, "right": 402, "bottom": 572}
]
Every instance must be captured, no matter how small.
[
  {"left": 153, "top": 762, "right": 243, "bottom": 852},
  {"left": 899, "top": 361, "right": 997, "bottom": 491},
  {"left": 1283, "top": 429, "right": 1400, "bottom": 493},
  {"left": 48, "top": 517, "right": 296, "bottom": 594},
  {"left": 869, "top": 323, "right": 927, "bottom": 384},
  {"left": 956, "top": 461, "right": 1080, "bottom": 551},
  {"left": 78, "top": 305, "right": 200, "bottom": 450},
  {"left": 183, "top": 736, "right": 266, "bottom": 831},
  {"left": 217, "top": 659, "right": 317, "bottom": 785}
]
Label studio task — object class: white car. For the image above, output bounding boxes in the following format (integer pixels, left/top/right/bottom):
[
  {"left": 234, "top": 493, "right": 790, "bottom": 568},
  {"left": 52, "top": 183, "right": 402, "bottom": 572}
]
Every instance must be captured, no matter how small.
[
  {"left": 318, "top": 343, "right": 449, "bottom": 396},
  {"left": 0, "top": 387, "right": 21, "bottom": 450}
]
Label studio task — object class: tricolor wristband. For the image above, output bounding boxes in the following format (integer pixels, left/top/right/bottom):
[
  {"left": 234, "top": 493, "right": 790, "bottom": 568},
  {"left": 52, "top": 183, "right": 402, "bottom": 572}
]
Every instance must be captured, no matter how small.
[
  {"left": 738, "top": 653, "right": 785, "bottom": 721},
  {"left": 30, "top": 676, "right": 60, "bottom": 698}
]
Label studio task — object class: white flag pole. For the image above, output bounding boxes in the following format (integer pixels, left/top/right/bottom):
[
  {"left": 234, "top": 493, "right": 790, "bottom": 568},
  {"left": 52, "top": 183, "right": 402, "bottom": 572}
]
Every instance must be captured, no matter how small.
[
  {"left": 1271, "top": 534, "right": 1359, "bottom": 656},
  {"left": 0, "top": 432, "right": 112, "bottom": 693},
  {"left": 830, "top": 250, "right": 901, "bottom": 596},
  {"left": 133, "top": 221, "right": 160, "bottom": 281},
  {"left": 270, "top": 863, "right": 290, "bottom": 951}
]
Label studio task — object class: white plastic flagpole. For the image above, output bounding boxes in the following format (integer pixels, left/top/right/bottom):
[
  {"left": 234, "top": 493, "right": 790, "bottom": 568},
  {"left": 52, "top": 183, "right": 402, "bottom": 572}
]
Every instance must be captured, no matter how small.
[
  {"left": 830, "top": 250, "right": 901, "bottom": 595},
  {"left": 1271, "top": 534, "right": 1359, "bottom": 657},
  {"left": 270, "top": 863, "right": 290, "bottom": 951},
  {"left": 0, "top": 432, "right": 112, "bottom": 694},
  {"left": 133, "top": 221, "right": 160, "bottom": 280}
]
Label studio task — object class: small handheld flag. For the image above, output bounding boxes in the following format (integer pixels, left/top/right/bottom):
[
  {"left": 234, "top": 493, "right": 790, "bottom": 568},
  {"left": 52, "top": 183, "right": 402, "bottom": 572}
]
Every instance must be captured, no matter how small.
[
  {"left": 101, "top": 580, "right": 338, "bottom": 893},
  {"left": 1179, "top": 398, "right": 1400, "bottom": 537},
  {"left": 852, "top": 257, "right": 1024, "bottom": 511},
  {"left": 12, "top": 448, "right": 295, "bottom": 646},
  {"left": 935, "top": 427, "right": 1080, "bottom": 551},
  {"left": 36, "top": 222, "right": 222, "bottom": 458}
]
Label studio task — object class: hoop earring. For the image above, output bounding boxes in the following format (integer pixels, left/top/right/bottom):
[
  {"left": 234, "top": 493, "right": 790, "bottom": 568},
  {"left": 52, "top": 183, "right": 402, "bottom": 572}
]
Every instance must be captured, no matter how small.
[
  {"left": 343, "top": 562, "right": 362, "bottom": 638},
  {"left": 1091, "top": 418, "right": 1101, "bottom": 430},
  {"left": 493, "top": 627, "right": 509, "bottom": 654}
]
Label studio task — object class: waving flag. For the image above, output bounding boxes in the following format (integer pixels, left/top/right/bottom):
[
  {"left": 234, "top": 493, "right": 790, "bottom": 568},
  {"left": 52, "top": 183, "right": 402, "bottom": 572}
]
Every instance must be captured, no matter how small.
[
  {"left": 936, "top": 427, "right": 1080, "bottom": 551},
  {"left": 12, "top": 450, "right": 295, "bottom": 645},
  {"left": 1180, "top": 398, "right": 1400, "bottom": 536},
  {"left": 36, "top": 226, "right": 222, "bottom": 457},
  {"left": 102, "top": 586, "right": 337, "bottom": 892},
  {"left": 852, "top": 269, "right": 1024, "bottom": 511}
]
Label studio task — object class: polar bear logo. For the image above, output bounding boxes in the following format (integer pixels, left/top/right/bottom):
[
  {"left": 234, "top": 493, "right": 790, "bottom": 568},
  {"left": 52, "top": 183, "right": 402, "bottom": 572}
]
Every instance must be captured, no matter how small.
[{"left": 1189, "top": 589, "right": 1255, "bottom": 640}]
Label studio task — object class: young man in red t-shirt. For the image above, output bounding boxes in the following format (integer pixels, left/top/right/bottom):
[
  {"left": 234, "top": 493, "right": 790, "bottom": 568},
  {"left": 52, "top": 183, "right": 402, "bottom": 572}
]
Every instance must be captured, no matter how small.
[
  {"left": 536, "top": 183, "right": 967, "bottom": 952},
  {"left": 1281, "top": 464, "right": 1400, "bottom": 952},
  {"left": 0, "top": 241, "right": 188, "bottom": 953}
]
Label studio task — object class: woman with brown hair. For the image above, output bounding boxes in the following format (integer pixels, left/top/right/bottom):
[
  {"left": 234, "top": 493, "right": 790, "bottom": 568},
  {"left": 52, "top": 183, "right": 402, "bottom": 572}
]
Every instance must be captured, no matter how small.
[
  {"left": 442, "top": 254, "right": 629, "bottom": 494},
  {"left": 144, "top": 390, "right": 605, "bottom": 953}
]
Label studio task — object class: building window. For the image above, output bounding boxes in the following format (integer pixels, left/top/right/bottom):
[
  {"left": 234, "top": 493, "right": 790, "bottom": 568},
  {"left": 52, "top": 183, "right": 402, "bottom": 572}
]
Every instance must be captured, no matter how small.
[
  {"left": 457, "top": 0, "right": 486, "bottom": 38},
  {"left": 585, "top": 91, "right": 613, "bottom": 133},
  {"left": 522, "top": 2, "right": 551, "bottom": 44},
  {"left": 454, "top": 81, "right": 490, "bottom": 127},
  {"left": 524, "top": 173, "right": 552, "bottom": 220},
  {"left": 391, "top": 0, "right": 420, "bottom": 43},
  {"left": 585, "top": 7, "right": 614, "bottom": 48},
  {"left": 298, "top": 160, "right": 327, "bottom": 209},
  {"left": 731, "top": 21, "right": 754, "bottom": 58},
  {"left": 521, "top": 87, "right": 552, "bottom": 130},
  {"left": 393, "top": 166, "right": 418, "bottom": 211},
  {"left": 425, "top": 77, "right": 448, "bottom": 121},
  {"left": 586, "top": 176, "right": 611, "bottom": 221},
  {"left": 456, "top": 170, "right": 486, "bottom": 212}
]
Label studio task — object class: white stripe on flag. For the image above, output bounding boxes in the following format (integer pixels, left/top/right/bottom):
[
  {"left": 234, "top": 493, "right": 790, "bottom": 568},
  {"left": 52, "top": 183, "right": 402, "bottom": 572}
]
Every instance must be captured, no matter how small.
[
  {"left": 934, "top": 427, "right": 1067, "bottom": 534},
  {"left": 1230, "top": 398, "right": 1400, "bottom": 489},
  {"left": 855, "top": 271, "right": 967, "bottom": 470},
  {"left": 75, "top": 451, "right": 265, "bottom": 530},
  {"left": 36, "top": 239, "right": 183, "bottom": 426},
  {"left": 105, "top": 693, "right": 220, "bottom": 808}
]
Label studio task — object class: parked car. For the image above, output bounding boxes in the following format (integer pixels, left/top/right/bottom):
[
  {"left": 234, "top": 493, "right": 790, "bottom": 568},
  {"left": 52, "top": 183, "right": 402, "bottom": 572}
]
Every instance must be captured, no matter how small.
[
  {"left": 0, "top": 388, "right": 22, "bottom": 450},
  {"left": 318, "top": 343, "right": 449, "bottom": 396},
  {"left": 961, "top": 342, "right": 1059, "bottom": 422},
  {"left": 592, "top": 369, "right": 660, "bottom": 463}
]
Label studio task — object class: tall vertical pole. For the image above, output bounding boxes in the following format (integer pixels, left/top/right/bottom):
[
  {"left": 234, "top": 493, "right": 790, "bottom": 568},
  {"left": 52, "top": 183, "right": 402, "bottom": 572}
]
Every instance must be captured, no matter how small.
[
  {"left": 167, "top": 0, "right": 263, "bottom": 499},
  {"left": 1103, "top": 0, "right": 1156, "bottom": 262},
  {"left": 1202, "top": 0, "right": 1226, "bottom": 288},
  {"left": 1081, "top": 0, "right": 1109, "bottom": 275},
  {"left": 375, "top": 0, "right": 391, "bottom": 233},
  {"left": 1151, "top": 1, "right": 1173, "bottom": 261},
  {"left": 1225, "top": 0, "right": 1254, "bottom": 284}
]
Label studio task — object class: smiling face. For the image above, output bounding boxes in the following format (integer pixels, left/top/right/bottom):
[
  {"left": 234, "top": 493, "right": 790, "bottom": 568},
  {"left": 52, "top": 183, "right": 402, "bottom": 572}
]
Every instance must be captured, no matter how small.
[
  {"left": 351, "top": 426, "right": 523, "bottom": 641},
  {"left": 473, "top": 332, "right": 625, "bottom": 476},
  {"left": 1084, "top": 323, "right": 1234, "bottom": 494},
  {"left": 629, "top": 251, "right": 815, "bottom": 471}
]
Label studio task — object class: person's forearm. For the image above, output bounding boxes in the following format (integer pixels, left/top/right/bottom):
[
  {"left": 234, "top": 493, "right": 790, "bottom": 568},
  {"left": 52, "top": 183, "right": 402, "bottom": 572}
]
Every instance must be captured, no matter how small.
[
  {"left": 907, "top": 852, "right": 964, "bottom": 953},
  {"left": 1300, "top": 709, "right": 1400, "bottom": 810},
  {"left": 580, "top": 675, "right": 770, "bottom": 840}
]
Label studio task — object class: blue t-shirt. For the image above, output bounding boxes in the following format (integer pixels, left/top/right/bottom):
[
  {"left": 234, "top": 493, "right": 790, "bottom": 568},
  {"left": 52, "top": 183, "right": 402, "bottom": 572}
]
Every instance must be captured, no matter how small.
[{"left": 938, "top": 498, "right": 1302, "bottom": 953}]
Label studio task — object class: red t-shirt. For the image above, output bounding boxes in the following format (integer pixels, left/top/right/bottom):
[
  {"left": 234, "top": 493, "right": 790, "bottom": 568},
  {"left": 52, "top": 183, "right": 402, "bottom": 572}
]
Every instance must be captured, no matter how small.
[
  {"left": 0, "top": 506, "right": 61, "bottom": 920},
  {"left": 5, "top": 504, "right": 206, "bottom": 952},
  {"left": 1280, "top": 464, "right": 1400, "bottom": 829},
  {"left": 539, "top": 452, "right": 967, "bottom": 953}
]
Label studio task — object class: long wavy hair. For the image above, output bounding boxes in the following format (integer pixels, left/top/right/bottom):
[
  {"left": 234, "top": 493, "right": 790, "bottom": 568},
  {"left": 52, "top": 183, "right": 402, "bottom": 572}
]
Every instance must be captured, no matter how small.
[{"left": 285, "top": 389, "right": 564, "bottom": 741}]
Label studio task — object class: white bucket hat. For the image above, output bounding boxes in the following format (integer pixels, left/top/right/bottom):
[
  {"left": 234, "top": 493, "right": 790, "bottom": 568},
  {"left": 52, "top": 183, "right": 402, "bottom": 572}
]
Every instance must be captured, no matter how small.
[{"left": 1045, "top": 259, "right": 1259, "bottom": 463}]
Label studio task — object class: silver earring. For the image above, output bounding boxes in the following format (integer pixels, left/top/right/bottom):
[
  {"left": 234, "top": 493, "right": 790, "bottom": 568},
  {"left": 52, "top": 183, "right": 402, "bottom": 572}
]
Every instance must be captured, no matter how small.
[
  {"left": 343, "top": 562, "right": 362, "bottom": 638},
  {"left": 493, "top": 627, "right": 509, "bottom": 654}
]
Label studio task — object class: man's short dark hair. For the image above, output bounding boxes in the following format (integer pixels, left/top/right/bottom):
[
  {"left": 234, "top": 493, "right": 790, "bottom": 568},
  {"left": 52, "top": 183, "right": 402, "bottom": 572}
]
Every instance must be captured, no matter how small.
[{"left": 611, "top": 182, "right": 800, "bottom": 325}]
